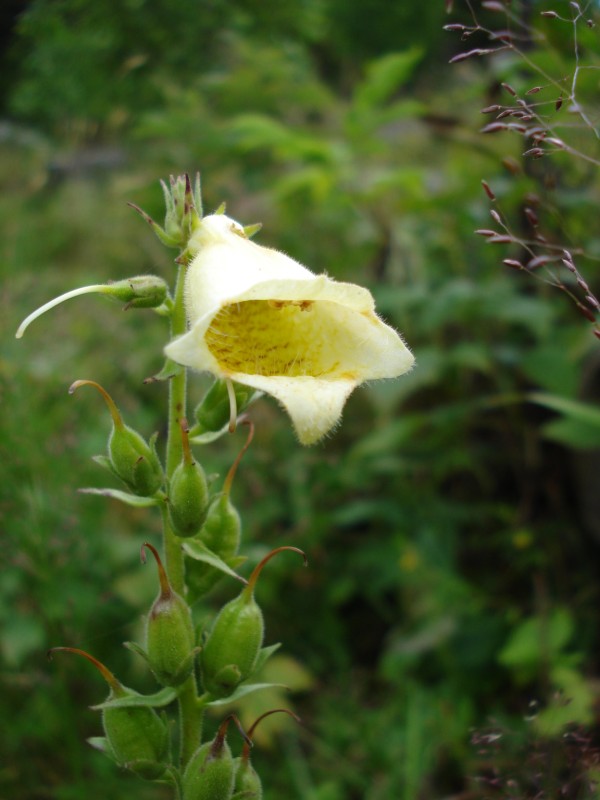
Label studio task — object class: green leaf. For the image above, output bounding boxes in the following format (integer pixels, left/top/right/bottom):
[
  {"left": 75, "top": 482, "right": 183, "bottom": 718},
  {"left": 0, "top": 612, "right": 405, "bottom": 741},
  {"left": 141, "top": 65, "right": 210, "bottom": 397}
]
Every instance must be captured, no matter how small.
[
  {"left": 206, "top": 682, "right": 287, "bottom": 706},
  {"left": 78, "top": 487, "right": 160, "bottom": 507},
  {"left": 92, "top": 686, "right": 177, "bottom": 711},
  {"left": 183, "top": 540, "right": 247, "bottom": 584}
]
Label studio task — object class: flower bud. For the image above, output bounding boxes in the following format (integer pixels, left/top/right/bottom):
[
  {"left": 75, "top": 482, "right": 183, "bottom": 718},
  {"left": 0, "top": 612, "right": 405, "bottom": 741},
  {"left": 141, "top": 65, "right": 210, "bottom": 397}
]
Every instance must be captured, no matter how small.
[
  {"left": 182, "top": 716, "right": 245, "bottom": 800},
  {"left": 200, "top": 547, "right": 306, "bottom": 699},
  {"left": 142, "top": 542, "right": 196, "bottom": 686},
  {"left": 128, "top": 173, "right": 203, "bottom": 251},
  {"left": 49, "top": 647, "right": 168, "bottom": 779},
  {"left": 168, "top": 420, "right": 209, "bottom": 537},
  {"left": 69, "top": 380, "right": 164, "bottom": 496},
  {"left": 185, "top": 423, "right": 252, "bottom": 599}
]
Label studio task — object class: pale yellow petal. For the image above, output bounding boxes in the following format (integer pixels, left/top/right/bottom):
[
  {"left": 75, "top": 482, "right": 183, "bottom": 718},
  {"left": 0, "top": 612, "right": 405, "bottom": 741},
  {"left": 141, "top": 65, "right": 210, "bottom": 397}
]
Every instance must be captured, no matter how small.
[{"left": 236, "top": 375, "right": 356, "bottom": 444}]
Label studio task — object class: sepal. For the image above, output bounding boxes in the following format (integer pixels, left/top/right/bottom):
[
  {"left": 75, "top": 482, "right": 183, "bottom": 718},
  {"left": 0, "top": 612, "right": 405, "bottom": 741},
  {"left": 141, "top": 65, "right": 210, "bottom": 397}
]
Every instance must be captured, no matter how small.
[
  {"left": 253, "top": 643, "right": 281, "bottom": 674},
  {"left": 125, "top": 639, "right": 201, "bottom": 697},
  {"left": 91, "top": 685, "right": 178, "bottom": 710},
  {"left": 183, "top": 539, "right": 247, "bottom": 584},
  {"left": 88, "top": 736, "right": 116, "bottom": 759},
  {"left": 78, "top": 487, "right": 161, "bottom": 508},
  {"left": 206, "top": 682, "right": 286, "bottom": 707},
  {"left": 144, "top": 358, "right": 184, "bottom": 384},
  {"left": 129, "top": 173, "right": 203, "bottom": 253}
]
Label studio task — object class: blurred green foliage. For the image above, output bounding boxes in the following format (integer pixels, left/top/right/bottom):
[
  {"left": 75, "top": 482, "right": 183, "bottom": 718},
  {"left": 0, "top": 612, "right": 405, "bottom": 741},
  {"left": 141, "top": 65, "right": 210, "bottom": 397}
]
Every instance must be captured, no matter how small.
[{"left": 2, "top": 1, "right": 600, "bottom": 798}]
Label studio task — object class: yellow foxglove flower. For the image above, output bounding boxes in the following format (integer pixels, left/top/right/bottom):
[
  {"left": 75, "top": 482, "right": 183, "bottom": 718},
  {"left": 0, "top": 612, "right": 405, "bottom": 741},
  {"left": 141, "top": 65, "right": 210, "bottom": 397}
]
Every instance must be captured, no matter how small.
[{"left": 165, "top": 215, "right": 414, "bottom": 444}]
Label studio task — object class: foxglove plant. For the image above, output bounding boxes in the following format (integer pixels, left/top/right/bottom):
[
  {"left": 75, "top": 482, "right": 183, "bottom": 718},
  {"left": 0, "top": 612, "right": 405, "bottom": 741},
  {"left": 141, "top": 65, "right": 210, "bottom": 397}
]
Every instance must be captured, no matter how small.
[{"left": 18, "top": 174, "right": 414, "bottom": 798}]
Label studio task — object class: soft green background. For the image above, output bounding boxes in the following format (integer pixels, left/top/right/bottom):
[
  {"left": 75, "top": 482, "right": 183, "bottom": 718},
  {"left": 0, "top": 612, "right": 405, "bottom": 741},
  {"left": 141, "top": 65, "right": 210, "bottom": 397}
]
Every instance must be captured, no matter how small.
[{"left": 2, "top": 1, "right": 600, "bottom": 798}]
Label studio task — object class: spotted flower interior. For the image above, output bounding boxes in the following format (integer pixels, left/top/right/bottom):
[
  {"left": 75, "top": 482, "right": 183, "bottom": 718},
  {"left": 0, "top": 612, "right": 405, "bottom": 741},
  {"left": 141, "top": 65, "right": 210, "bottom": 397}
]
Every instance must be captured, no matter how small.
[{"left": 204, "top": 299, "right": 380, "bottom": 379}]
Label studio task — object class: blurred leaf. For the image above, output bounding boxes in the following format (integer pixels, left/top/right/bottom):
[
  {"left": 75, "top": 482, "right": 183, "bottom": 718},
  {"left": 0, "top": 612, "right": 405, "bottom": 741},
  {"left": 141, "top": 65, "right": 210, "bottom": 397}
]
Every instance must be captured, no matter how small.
[
  {"left": 521, "top": 344, "right": 580, "bottom": 396},
  {"left": 528, "top": 392, "right": 600, "bottom": 428},
  {"left": 498, "top": 608, "right": 575, "bottom": 682},
  {"left": 528, "top": 392, "right": 600, "bottom": 449},
  {"left": 353, "top": 49, "right": 424, "bottom": 110},
  {"left": 534, "top": 666, "right": 595, "bottom": 734},
  {"left": 1, "top": 614, "right": 46, "bottom": 667}
]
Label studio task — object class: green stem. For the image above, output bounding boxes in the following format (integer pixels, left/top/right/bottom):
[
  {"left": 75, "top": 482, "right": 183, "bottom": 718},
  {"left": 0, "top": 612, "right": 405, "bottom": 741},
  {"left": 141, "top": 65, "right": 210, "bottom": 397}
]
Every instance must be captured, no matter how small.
[
  {"left": 164, "top": 263, "right": 188, "bottom": 592},
  {"left": 163, "top": 261, "right": 204, "bottom": 768}
]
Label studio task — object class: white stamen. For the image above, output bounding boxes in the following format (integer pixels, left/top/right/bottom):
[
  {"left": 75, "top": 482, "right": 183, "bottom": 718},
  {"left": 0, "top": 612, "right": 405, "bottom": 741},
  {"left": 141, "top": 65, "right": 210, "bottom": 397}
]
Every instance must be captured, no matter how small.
[{"left": 226, "top": 378, "right": 238, "bottom": 433}]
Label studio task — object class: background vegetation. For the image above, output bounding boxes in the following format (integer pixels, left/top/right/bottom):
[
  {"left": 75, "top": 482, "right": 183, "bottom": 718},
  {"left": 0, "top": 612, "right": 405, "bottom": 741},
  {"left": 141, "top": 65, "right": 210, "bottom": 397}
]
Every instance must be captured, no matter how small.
[{"left": 2, "top": 1, "right": 600, "bottom": 797}]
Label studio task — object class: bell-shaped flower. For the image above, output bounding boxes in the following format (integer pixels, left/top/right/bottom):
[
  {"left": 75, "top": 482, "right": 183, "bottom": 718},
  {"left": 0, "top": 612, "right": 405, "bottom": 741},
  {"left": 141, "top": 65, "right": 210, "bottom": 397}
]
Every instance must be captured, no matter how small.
[{"left": 165, "top": 214, "right": 414, "bottom": 444}]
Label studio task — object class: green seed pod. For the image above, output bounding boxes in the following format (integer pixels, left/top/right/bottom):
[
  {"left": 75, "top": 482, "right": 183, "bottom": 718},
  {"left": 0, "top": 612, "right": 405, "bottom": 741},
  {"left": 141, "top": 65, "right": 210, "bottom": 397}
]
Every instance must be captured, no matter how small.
[
  {"left": 194, "top": 379, "right": 256, "bottom": 436},
  {"left": 185, "top": 423, "right": 253, "bottom": 599},
  {"left": 49, "top": 647, "right": 168, "bottom": 780},
  {"left": 232, "top": 757, "right": 262, "bottom": 799},
  {"left": 186, "top": 492, "right": 241, "bottom": 598},
  {"left": 182, "top": 717, "right": 237, "bottom": 800},
  {"left": 143, "top": 542, "right": 196, "bottom": 686},
  {"left": 200, "top": 547, "right": 306, "bottom": 699},
  {"left": 232, "top": 709, "right": 300, "bottom": 799},
  {"left": 103, "top": 275, "right": 169, "bottom": 309},
  {"left": 168, "top": 420, "right": 209, "bottom": 537},
  {"left": 69, "top": 380, "right": 163, "bottom": 496}
]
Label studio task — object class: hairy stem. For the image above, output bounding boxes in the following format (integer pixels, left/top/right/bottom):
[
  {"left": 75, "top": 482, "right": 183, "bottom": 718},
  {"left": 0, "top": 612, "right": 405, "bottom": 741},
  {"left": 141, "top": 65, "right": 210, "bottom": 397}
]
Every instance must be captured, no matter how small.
[
  {"left": 164, "top": 263, "right": 188, "bottom": 591},
  {"left": 163, "top": 261, "right": 204, "bottom": 768}
]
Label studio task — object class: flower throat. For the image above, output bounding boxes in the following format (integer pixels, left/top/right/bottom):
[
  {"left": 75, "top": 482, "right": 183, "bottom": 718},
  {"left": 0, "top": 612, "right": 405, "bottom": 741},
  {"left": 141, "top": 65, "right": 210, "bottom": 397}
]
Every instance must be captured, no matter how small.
[{"left": 205, "top": 299, "right": 346, "bottom": 378}]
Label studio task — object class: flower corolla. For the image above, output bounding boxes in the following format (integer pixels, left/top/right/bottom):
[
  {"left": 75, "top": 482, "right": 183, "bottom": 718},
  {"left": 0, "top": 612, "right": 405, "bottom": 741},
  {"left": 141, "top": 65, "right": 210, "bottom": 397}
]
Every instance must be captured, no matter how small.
[{"left": 165, "top": 214, "right": 414, "bottom": 444}]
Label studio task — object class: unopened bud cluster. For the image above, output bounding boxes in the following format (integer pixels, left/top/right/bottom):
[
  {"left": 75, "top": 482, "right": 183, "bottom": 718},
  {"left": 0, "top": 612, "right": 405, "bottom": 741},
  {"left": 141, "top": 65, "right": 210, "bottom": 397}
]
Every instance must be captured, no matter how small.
[{"left": 53, "top": 372, "right": 303, "bottom": 795}]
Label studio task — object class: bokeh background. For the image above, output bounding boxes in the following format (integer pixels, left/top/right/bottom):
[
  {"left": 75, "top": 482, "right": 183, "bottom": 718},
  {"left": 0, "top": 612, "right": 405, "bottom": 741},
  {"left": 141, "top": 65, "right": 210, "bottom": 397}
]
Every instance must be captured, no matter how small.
[{"left": 2, "top": 1, "right": 600, "bottom": 798}]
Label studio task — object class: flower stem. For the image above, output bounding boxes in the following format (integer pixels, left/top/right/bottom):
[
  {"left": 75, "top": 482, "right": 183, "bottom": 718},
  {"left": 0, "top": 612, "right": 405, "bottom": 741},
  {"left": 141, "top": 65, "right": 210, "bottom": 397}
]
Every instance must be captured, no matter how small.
[
  {"left": 164, "top": 263, "right": 188, "bottom": 592},
  {"left": 163, "top": 261, "right": 204, "bottom": 768}
]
